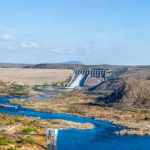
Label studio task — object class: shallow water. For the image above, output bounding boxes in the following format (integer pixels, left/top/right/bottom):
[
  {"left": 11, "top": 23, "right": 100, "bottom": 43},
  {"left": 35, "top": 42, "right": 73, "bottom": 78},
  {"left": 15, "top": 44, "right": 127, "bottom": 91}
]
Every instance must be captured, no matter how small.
[{"left": 0, "top": 93, "right": 150, "bottom": 150}]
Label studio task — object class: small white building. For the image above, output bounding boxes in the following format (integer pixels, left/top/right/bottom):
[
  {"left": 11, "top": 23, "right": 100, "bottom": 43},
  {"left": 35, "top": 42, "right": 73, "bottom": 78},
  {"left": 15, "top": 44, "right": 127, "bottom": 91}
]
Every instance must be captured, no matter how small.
[{"left": 46, "top": 128, "right": 58, "bottom": 137}]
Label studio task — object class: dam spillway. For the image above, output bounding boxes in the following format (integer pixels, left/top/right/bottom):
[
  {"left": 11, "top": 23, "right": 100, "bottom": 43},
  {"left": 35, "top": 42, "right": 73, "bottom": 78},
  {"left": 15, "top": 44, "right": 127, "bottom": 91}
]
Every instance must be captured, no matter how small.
[{"left": 69, "top": 74, "right": 83, "bottom": 88}]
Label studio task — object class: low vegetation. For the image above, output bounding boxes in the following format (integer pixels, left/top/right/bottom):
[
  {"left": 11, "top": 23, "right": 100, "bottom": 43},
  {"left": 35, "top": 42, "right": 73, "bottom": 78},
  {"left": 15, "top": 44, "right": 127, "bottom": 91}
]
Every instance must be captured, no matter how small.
[
  {"left": 0, "top": 81, "right": 30, "bottom": 96},
  {"left": 22, "top": 137, "right": 36, "bottom": 144},
  {"left": 32, "top": 81, "right": 67, "bottom": 89},
  {"left": 21, "top": 128, "right": 33, "bottom": 134},
  {"left": 144, "top": 116, "right": 150, "bottom": 120},
  {"left": 0, "top": 113, "right": 94, "bottom": 150},
  {"left": 0, "top": 136, "right": 13, "bottom": 146},
  {"left": 9, "top": 86, "right": 150, "bottom": 136}
]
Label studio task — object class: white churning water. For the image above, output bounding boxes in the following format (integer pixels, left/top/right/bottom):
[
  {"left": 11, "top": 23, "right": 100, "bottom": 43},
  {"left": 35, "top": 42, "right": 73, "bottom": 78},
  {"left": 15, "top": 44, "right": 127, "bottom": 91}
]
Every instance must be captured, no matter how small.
[{"left": 67, "top": 74, "right": 83, "bottom": 89}]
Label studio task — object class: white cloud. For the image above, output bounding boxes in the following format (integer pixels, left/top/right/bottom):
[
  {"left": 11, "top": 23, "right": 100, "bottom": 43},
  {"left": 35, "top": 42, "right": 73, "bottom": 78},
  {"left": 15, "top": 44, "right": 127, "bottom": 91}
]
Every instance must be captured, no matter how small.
[
  {"left": 1, "top": 34, "right": 15, "bottom": 41},
  {"left": 5, "top": 45, "right": 14, "bottom": 50},
  {"left": 53, "top": 49, "right": 64, "bottom": 54},
  {"left": 52, "top": 46, "right": 76, "bottom": 54},
  {"left": 30, "top": 42, "right": 39, "bottom": 48},
  {"left": 22, "top": 44, "right": 30, "bottom": 48},
  {"left": 21, "top": 42, "right": 39, "bottom": 48}
]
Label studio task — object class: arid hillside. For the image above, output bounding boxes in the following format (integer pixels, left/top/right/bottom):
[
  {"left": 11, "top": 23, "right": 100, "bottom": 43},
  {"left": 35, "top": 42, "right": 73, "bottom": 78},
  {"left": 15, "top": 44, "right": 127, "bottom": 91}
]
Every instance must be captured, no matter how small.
[
  {"left": 109, "top": 79, "right": 150, "bottom": 108},
  {"left": 93, "top": 66, "right": 150, "bottom": 108},
  {"left": 0, "top": 63, "right": 34, "bottom": 68},
  {"left": 0, "top": 68, "right": 73, "bottom": 86}
]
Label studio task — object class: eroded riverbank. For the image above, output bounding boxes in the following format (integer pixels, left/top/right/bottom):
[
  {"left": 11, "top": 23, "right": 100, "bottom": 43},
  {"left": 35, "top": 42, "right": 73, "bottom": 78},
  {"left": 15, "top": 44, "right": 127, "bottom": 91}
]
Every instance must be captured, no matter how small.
[
  {"left": 0, "top": 88, "right": 150, "bottom": 150},
  {"left": 0, "top": 93, "right": 150, "bottom": 150},
  {"left": 9, "top": 90, "right": 150, "bottom": 136},
  {"left": 0, "top": 99, "right": 94, "bottom": 150}
]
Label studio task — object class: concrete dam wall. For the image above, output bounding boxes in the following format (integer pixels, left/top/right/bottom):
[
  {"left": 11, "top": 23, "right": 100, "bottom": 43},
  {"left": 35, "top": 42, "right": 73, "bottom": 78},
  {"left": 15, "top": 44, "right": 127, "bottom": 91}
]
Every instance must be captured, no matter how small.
[{"left": 68, "top": 69, "right": 107, "bottom": 87}]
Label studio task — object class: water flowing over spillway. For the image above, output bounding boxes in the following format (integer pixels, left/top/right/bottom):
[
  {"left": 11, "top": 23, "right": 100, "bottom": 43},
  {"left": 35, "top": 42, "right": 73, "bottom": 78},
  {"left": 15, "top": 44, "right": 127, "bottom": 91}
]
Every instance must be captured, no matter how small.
[{"left": 69, "top": 74, "right": 83, "bottom": 88}]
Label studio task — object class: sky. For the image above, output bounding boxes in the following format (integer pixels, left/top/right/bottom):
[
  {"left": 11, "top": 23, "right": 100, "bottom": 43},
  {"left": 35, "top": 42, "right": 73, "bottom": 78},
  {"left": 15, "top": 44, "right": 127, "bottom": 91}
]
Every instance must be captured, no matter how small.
[{"left": 0, "top": 0, "right": 150, "bottom": 65}]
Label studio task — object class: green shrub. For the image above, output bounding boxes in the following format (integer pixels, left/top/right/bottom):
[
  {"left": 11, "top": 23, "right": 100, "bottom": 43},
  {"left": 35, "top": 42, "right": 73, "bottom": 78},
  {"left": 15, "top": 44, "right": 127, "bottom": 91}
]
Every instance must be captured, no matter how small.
[
  {"left": 1, "top": 129, "right": 7, "bottom": 132},
  {"left": 144, "top": 116, "right": 150, "bottom": 120},
  {"left": 15, "top": 85, "right": 23, "bottom": 91},
  {"left": 61, "top": 92, "right": 66, "bottom": 96},
  {"left": 52, "top": 84, "right": 57, "bottom": 88},
  {"left": 107, "top": 75, "right": 116, "bottom": 79},
  {"left": 22, "top": 137, "right": 36, "bottom": 144},
  {"left": 141, "top": 110, "right": 149, "bottom": 113},
  {"left": 2, "top": 113, "right": 8, "bottom": 116},
  {"left": 21, "top": 128, "right": 33, "bottom": 134},
  {"left": 5, "top": 122, "right": 13, "bottom": 125},
  {"left": 14, "top": 118, "right": 21, "bottom": 123},
  {"left": 32, "top": 85, "right": 39, "bottom": 90},
  {"left": 0, "top": 136, "right": 13, "bottom": 145}
]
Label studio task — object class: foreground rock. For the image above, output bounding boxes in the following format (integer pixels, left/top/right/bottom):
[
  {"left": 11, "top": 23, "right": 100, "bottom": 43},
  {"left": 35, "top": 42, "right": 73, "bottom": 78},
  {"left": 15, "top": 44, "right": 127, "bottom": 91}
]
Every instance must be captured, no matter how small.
[
  {"left": 0, "top": 104, "right": 10, "bottom": 108},
  {"left": 95, "top": 116, "right": 150, "bottom": 136},
  {"left": 114, "top": 121, "right": 150, "bottom": 136},
  {"left": 116, "top": 128, "right": 150, "bottom": 136},
  {"left": 50, "top": 119, "right": 94, "bottom": 130}
]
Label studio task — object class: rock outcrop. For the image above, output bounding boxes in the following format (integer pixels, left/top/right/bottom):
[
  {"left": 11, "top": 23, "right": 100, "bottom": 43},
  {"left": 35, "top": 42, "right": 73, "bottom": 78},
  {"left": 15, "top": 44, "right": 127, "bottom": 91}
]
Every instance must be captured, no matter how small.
[{"left": 107, "top": 79, "right": 150, "bottom": 108}]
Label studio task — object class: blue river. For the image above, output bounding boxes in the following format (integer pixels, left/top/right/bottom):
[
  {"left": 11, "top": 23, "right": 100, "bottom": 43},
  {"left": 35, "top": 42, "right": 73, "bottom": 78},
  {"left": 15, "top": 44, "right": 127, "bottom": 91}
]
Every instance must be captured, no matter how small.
[{"left": 0, "top": 93, "right": 150, "bottom": 150}]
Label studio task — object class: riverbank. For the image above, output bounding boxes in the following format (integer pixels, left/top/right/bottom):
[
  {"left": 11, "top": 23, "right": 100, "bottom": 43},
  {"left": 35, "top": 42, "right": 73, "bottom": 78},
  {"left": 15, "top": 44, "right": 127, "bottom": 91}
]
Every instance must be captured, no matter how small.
[
  {"left": 10, "top": 91, "right": 150, "bottom": 136},
  {"left": 0, "top": 113, "right": 94, "bottom": 150},
  {"left": 0, "top": 80, "right": 72, "bottom": 98}
]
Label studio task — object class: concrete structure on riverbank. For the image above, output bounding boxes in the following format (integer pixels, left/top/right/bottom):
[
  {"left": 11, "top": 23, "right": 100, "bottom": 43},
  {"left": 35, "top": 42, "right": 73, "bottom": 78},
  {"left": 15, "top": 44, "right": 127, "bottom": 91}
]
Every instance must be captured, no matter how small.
[
  {"left": 74, "top": 69, "right": 106, "bottom": 78},
  {"left": 68, "top": 69, "right": 108, "bottom": 87}
]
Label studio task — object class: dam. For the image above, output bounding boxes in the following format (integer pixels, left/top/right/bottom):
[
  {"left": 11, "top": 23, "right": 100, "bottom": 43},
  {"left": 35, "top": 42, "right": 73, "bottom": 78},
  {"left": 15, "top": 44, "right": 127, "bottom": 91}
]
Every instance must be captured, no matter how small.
[
  {"left": 68, "top": 69, "right": 107, "bottom": 88},
  {"left": 74, "top": 69, "right": 106, "bottom": 78}
]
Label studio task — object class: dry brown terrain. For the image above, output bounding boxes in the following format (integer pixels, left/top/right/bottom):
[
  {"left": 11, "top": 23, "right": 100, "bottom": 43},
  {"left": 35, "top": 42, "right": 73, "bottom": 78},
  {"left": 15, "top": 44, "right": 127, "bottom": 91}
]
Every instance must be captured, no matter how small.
[
  {"left": 0, "top": 68, "right": 73, "bottom": 86},
  {"left": 10, "top": 91, "right": 150, "bottom": 136},
  {"left": 85, "top": 77, "right": 103, "bottom": 87}
]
